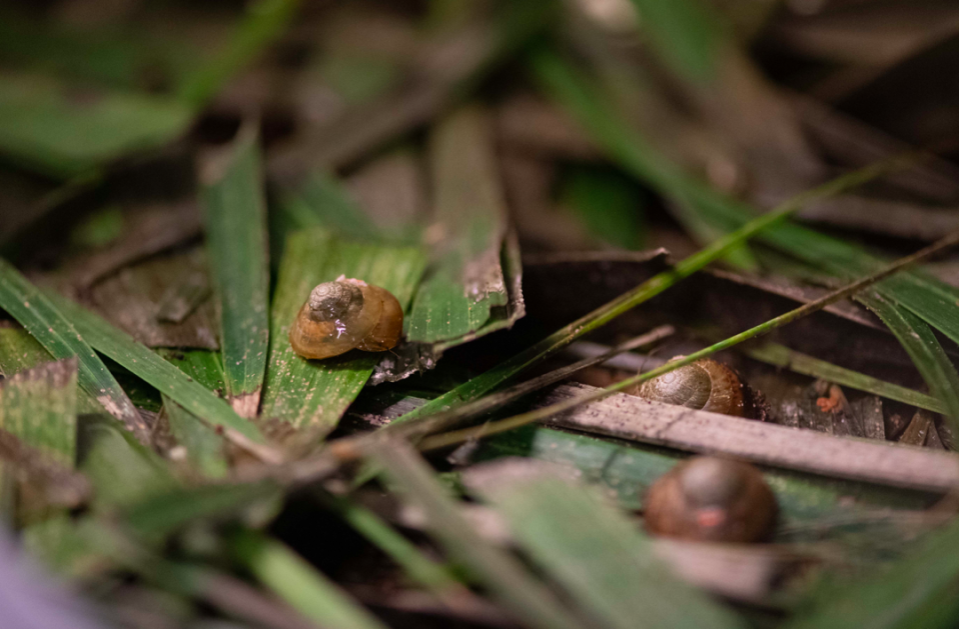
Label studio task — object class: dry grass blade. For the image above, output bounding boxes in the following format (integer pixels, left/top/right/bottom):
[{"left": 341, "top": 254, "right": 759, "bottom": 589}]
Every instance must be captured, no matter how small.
[
  {"left": 0, "top": 259, "right": 147, "bottom": 442},
  {"left": 366, "top": 438, "right": 586, "bottom": 629},
  {"left": 201, "top": 128, "right": 270, "bottom": 418},
  {"left": 466, "top": 459, "right": 745, "bottom": 629}
]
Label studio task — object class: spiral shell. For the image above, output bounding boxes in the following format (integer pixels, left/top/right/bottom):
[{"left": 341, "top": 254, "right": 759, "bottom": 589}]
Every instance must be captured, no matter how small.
[
  {"left": 634, "top": 358, "right": 744, "bottom": 417},
  {"left": 289, "top": 277, "right": 403, "bottom": 360},
  {"left": 643, "top": 456, "right": 777, "bottom": 543}
]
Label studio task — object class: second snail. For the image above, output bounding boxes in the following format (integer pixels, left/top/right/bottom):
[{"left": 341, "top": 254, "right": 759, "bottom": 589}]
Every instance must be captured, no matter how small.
[
  {"left": 289, "top": 276, "right": 403, "bottom": 360},
  {"left": 630, "top": 357, "right": 765, "bottom": 419}
]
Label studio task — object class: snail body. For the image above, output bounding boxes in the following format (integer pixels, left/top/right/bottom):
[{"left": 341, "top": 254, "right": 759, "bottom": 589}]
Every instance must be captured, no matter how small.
[
  {"left": 634, "top": 358, "right": 744, "bottom": 417},
  {"left": 644, "top": 456, "right": 777, "bottom": 543},
  {"left": 289, "top": 277, "right": 403, "bottom": 360}
]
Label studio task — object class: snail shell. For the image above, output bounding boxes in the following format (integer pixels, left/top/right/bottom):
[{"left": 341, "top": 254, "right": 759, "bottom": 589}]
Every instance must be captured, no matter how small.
[
  {"left": 634, "top": 358, "right": 744, "bottom": 417},
  {"left": 643, "top": 456, "right": 777, "bottom": 543},
  {"left": 289, "top": 277, "right": 403, "bottom": 360}
]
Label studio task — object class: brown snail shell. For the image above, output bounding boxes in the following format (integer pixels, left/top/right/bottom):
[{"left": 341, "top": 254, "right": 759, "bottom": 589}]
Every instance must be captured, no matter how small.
[
  {"left": 634, "top": 358, "right": 744, "bottom": 417},
  {"left": 289, "top": 277, "right": 403, "bottom": 360},
  {"left": 643, "top": 456, "right": 777, "bottom": 543}
]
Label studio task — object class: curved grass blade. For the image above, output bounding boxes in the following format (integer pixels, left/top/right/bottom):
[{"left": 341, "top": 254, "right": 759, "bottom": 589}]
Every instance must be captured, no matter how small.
[
  {"left": 856, "top": 292, "right": 959, "bottom": 427},
  {"left": 47, "top": 293, "right": 273, "bottom": 456},
  {"left": 201, "top": 128, "right": 270, "bottom": 418},
  {"left": 624, "top": 0, "right": 724, "bottom": 82},
  {"left": 231, "top": 530, "right": 388, "bottom": 629},
  {"left": 366, "top": 438, "right": 585, "bottom": 629},
  {"left": 786, "top": 518, "right": 959, "bottom": 629},
  {"left": 78, "top": 414, "right": 178, "bottom": 510},
  {"left": 0, "top": 71, "right": 192, "bottom": 179},
  {"left": 744, "top": 342, "right": 946, "bottom": 415},
  {"left": 321, "top": 493, "right": 469, "bottom": 607},
  {"left": 176, "top": 0, "right": 301, "bottom": 108},
  {"left": 529, "top": 46, "right": 959, "bottom": 350},
  {"left": 0, "top": 259, "right": 147, "bottom": 441},
  {"left": 260, "top": 228, "right": 426, "bottom": 438},
  {"left": 467, "top": 460, "right": 745, "bottom": 629}
]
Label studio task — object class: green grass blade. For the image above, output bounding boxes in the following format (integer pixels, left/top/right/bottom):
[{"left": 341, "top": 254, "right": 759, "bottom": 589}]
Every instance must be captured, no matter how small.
[
  {"left": 744, "top": 342, "right": 947, "bottom": 415},
  {"left": 281, "top": 171, "right": 382, "bottom": 241},
  {"left": 202, "top": 129, "right": 270, "bottom": 417},
  {"left": 322, "top": 494, "right": 466, "bottom": 602},
  {"left": 786, "top": 518, "right": 959, "bottom": 629},
  {"left": 467, "top": 461, "right": 745, "bottom": 629},
  {"left": 406, "top": 106, "right": 518, "bottom": 348},
  {"left": 625, "top": 0, "right": 724, "bottom": 82},
  {"left": 0, "top": 259, "right": 147, "bottom": 441},
  {"left": 0, "top": 326, "right": 100, "bottom": 414},
  {"left": 47, "top": 292, "right": 270, "bottom": 449},
  {"left": 367, "top": 438, "right": 584, "bottom": 629},
  {"left": 857, "top": 293, "right": 959, "bottom": 426},
  {"left": 231, "top": 530, "right": 388, "bottom": 629},
  {"left": 78, "top": 414, "right": 178, "bottom": 510},
  {"left": 0, "top": 358, "right": 77, "bottom": 466},
  {"left": 0, "top": 71, "right": 192, "bottom": 179},
  {"left": 159, "top": 350, "right": 230, "bottom": 479},
  {"left": 260, "top": 228, "right": 426, "bottom": 437},
  {"left": 176, "top": 0, "right": 301, "bottom": 107},
  {"left": 473, "top": 426, "right": 931, "bottom": 522}
]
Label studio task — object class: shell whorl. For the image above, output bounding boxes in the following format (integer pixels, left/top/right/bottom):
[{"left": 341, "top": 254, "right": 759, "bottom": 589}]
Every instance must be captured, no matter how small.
[
  {"left": 639, "top": 363, "right": 712, "bottom": 409},
  {"left": 635, "top": 358, "right": 744, "bottom": 417},
  {"left": 308, "top": 281, "right": 363, "bottom": 322}
]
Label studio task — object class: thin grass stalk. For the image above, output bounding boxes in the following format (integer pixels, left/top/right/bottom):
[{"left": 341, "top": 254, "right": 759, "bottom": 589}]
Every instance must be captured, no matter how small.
[
  {"left": 397, "top": 326, "right": 674, "bottom": 440},
  {"left": 419, "top": 230, "right": 959, "bottom": 451},
  {"left": 389, "top": 150, "right": 927, "bottom": 429}
]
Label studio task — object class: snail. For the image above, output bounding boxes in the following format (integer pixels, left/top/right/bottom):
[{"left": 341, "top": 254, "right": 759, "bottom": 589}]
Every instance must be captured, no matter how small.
[
  {"left": 643, "top": 456, "right": 777, "bottom": 543},
  {"left": 289, "top": 277, "right": 403, "bottom": 360},
  {"left": 631, "top": 358, "right": 745, "bottom": 417}
]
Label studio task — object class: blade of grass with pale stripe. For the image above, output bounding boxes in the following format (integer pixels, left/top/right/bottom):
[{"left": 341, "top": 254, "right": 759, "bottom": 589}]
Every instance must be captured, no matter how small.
[
  {"left": 260, "top": 228, "right": 426, "bottom": 438},
  {"left": 231, "top": 530, "right": 389, "bottom": 629},
  {"left": 0, "top": 358, "right": 77, "bottom": 466},
  {"left": 0, "top": 326, "right": 100, "bottom": 414},
  {"left": 466, "top": 460, "right": 745, "bottom": 629},
  {"left": 46, "top": 293, "right": 272, "bottom": 456},
  {"left": 367, "top": 438, "right": 586, "bottom": 629},
  {"left": 406, "top": 106, "right": 521, "bottom": 351},
  {"left": 201, "top": 129, "right": 270, "bottom": 418},
  {"left": 0, "top": 259, "right": 147, "bottom": 441},
  {"left": 743, "top": 342, "right": 946, "bottom": 414}
]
